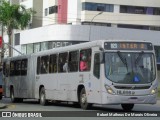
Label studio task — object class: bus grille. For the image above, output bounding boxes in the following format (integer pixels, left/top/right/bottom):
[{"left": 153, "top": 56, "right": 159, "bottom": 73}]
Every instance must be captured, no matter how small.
[{"left": 114, "top": 85, "right": 151, "bottom": 90}]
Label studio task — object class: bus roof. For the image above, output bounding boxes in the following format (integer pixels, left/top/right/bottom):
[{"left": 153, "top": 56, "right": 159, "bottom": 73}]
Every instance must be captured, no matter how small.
[{"left": 3, "top": 39, "right": 153, "bottom": 60}]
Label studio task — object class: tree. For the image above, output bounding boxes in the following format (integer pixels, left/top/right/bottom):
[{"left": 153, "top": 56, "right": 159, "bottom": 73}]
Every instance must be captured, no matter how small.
[{"left": 0, "top": 0, "right": 35, "bottom": 57}]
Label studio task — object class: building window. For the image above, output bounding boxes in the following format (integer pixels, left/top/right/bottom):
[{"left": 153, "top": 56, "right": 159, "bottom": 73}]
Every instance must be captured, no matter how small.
[
  {"left": 41, "top": 42, "right": 48, "bottom": 51},
  {"left": 97, "top": 4, "right": 105, "bottom": 11},
  {"left": 27, "top": 43, "right": 33, "bottom": 54},
  {"left": 82, "top": 2, "right": 113, "bottom": 12},
  {"left": 34, "top": 43, "right": 40, "bottom": 53},
  {"left": 118, "top": 24, "right": 149, "bottom": 30},
  {"left": 21, "top": 45, "right": 27, "bottom": 54},
  {"left": 153, "top": 8, "right": 160, "bottom": 15},
  {"left": 45, "top": 8, "right": 48, "bottom": 16},
  {"left": 106, "top": 4, "right": 113, "bottom": 12},
  {"left": 14, "top": 33, "right": 20, "bottom": 45},
  {"left": 135, "top": 7, "right": 145, "bottom": 14},
  {"left": 120, "top": 5, "right": 160, "bottom": 15},
  {"left": 120, "top": 6, "right": 145, "bottom": 14},
  {"left": 49, "top": 6, "right": 58, "bottom": 14}
]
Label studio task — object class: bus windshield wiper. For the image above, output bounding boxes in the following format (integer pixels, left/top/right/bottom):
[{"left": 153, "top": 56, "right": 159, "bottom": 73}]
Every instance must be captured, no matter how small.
[
  {"left": 135, "top": 51, "right": 144, "bottom": 65},
  {"left": 117, "top": 51, "right": 128, "bottom": 70}
]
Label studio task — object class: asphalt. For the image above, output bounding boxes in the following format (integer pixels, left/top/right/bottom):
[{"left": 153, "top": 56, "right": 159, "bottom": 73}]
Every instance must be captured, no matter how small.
[{"left": 0, "top": 98, "right": 160, "bottom": 109}]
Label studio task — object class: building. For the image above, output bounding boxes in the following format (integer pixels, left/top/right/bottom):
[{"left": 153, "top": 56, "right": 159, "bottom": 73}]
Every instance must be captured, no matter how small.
[
  {"left": 10, "top": 0, "right": 160, "bottom": 29},
  {"left": 1, "top": 0, "right": 160, "bottom": 70}
]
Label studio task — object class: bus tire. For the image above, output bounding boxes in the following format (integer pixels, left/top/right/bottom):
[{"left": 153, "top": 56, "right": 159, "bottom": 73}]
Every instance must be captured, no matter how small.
[
  {"left": 79, "top": 88, "right": 92, "bottom": 110},
  {"left": 10, "top": 88, "right": 17, "bottom": 103},
  {"left": 40, "top": 87, "right": 48, "bottom": 106},
  {"left": 121, "top": 104, "right": 134, "bottom": 111}
]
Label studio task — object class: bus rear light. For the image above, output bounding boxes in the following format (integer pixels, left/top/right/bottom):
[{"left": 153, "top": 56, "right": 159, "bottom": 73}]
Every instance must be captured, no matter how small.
[{"left": 105, "top": 85, "right": 115, "bottom": 95}]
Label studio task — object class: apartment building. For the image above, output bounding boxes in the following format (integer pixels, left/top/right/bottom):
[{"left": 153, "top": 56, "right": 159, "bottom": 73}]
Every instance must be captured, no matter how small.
[{"left": 10, "top": 0, "right": 160, "bottom": 30}]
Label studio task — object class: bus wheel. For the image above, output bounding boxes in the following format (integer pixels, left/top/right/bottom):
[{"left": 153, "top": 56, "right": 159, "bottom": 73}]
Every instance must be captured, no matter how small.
[
  {"left": 80, "top": 88, "right": 92, "bottom": 110},
  {"left": 10, "top": 88, "right": 16, "bottom": 103},
  {"left": 40, "top": 87, "right": 48, "bottom": 106},
  {"left": 121, "top": 104, "right": 134, "bottom": 111}
]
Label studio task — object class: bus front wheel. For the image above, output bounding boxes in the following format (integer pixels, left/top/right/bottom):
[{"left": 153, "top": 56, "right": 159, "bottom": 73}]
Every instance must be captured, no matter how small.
[
  {"left": 40, "top": 87, "right": 48, "bottom": 106},
  {"left": 121, "top": 104, "right": 134, "bottom": 111},
  {"left": 79, "top": 88, "right": 92, "bottom": 110}
]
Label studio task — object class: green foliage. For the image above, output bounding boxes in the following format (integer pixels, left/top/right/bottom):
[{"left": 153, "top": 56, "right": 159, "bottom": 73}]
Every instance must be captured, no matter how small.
[
  {"left": 0, "top": 0, "right": 35, "bottom": 56},
  {"left": 0, "top": 0, "right": 35, "bottom": 34}
]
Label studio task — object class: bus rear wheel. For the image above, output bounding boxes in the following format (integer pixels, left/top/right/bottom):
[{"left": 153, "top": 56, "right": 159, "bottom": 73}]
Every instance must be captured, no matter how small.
[
  {"left": 79, "top": 88, "right": 92, "bottom": 110},
  {"left": 40, "top": 87, "right": 48, "bottom": 106},
  {"left": 10, "top": 88, "right": 23, "bottom": 103},
  {"left": 121, "top": 104, "right": 134, "bottom": 111},
  {"left": 10, "top": 88, "right": 16, "bottom": 103}
]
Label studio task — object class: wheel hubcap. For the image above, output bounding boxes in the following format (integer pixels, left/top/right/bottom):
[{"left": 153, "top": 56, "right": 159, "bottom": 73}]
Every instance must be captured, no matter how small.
[
  {"left": 81, "top": 94, "right": 86, "bottom": 104},
  {"left": 41, "top": 93, "right": 44, "bottom": 103}
]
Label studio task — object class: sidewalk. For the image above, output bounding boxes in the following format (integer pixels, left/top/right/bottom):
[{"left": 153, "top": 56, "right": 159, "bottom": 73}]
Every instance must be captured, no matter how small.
[{"left": 0, "top": 103, "right": 6, "bottom": 109}]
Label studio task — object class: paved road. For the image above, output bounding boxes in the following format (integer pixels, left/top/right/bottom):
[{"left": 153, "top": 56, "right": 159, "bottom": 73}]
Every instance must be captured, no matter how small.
[{"left": 0, "top": 98, "right": 160, "bottom": 120}]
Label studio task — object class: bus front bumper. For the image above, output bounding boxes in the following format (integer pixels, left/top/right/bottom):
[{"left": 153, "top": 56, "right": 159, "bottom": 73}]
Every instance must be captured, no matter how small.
[{"left": 103, "top": 94, "right": 157, "bottom": 105}]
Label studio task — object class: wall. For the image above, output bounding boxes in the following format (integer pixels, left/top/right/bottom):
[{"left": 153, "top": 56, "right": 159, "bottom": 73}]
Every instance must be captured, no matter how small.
[
  {"left": 15, "top": 25, "right": 160, "bottom": 46},
  {"left": 58, "top": 0, "right": 68, "bottom": 24},
  {"left": 32, "top": 0, "right": 43, "bottom": 28},
  {"left": 67, "top": 0, "right": 81, "bottom": 24}
]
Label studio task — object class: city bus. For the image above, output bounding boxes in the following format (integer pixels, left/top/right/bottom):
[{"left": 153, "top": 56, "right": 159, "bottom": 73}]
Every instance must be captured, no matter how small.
[{"left": 2, "top": 40, "right": 158, "bottom": 111}]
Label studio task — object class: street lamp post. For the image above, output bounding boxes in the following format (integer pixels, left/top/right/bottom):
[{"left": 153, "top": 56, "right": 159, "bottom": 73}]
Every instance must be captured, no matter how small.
[{"left": 88, "top": 12, "right": 103, "bottom": 42}]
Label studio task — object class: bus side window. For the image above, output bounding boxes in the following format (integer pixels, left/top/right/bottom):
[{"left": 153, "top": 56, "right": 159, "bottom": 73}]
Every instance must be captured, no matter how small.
[
  {"left": 49, "top": 54, "right": 57, "bottom": 73},
  {"left": 15, "top": 60, "right": 21, "bottom": 76},
  {"left": 37, "top": 57, "right": 40, "bottom": 75},
  {"left": 68, "top": 51, "right": 79, "bottom": 72},
  {"left": 79, "top": 49, "right": 91, "bottom": 72},
  {"left": 21, "top": 59, "right": 28, "bottom": 76},
  {"left": 41, "top": 56, "right": 49, "bottom": 74},
  {"left": 10, "top": 61, "right": 15, "bottom": 76},
  {"left": 58, "top": 52, "right": 68, "bottom": 73},
  {"left": 94, "top": 53, "right": 100, "bottom": 79}
]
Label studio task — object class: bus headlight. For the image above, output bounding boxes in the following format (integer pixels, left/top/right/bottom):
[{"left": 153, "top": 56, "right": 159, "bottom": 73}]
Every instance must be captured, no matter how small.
[
  {"left": 105, "top": 85, "right": 115, "bottom": 95},
  {"left": 151, "top": 88, "right": 157, "bottom": 94}
]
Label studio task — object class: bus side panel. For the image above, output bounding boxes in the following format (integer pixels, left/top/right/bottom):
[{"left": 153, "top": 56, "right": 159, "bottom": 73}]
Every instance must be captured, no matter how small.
[
  {"left": 33, "top": 56, "right": 40, "bottom": 99},
  {"left": 27, "top": 57, "right": 36, "bottom": 98},
  {"left": 84, "top": 48, "right": 103, "bottom": 104},
  {"left": 30, "top": 56, "right": 37, "bottom": 98}
]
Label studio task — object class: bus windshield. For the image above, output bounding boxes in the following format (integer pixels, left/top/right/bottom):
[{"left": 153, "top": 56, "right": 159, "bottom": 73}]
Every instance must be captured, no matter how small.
[{"left": 105, "top": 52, "right": 156, "bottom": 84}]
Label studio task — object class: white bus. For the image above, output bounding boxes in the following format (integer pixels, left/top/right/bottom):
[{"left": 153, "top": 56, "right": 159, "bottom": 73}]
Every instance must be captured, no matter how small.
[{"left": 2, "top": 40, "right": 158, "bottom": 111}]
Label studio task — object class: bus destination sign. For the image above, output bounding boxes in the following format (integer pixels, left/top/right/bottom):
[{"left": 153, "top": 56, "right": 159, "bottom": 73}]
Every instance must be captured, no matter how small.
[{"left": 104, "top": 42, "right": 153, "bottom": 50}]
